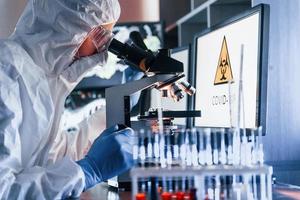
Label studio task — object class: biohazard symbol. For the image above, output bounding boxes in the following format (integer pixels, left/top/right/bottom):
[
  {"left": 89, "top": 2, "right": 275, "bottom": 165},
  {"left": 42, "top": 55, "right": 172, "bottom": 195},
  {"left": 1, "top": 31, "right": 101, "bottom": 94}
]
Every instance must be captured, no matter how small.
[{"left": 214, "top": 36, "right": 234, "bottom": 85}]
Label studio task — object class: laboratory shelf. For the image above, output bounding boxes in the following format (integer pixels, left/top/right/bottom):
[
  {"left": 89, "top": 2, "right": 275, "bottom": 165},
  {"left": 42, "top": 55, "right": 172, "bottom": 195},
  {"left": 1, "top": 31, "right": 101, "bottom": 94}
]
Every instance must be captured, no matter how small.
[{"left": 173, "top": 0, "right": 252, "bottom": 46}]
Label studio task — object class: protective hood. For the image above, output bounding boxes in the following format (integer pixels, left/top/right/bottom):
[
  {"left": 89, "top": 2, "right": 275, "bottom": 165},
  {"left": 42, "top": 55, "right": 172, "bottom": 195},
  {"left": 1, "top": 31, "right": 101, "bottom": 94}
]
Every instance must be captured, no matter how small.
[{"left": 10, "top": 0, "right": 120, "bottom": 84}]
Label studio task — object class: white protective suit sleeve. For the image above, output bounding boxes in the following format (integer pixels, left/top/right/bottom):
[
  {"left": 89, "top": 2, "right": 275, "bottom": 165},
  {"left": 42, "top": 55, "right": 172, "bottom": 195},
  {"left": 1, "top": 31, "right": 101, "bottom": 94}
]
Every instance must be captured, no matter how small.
[
  {"left": 0, "top": 66, "right": 85, "bottom": 199},
  {"left": 0, "top": 0, "right": 121, "bottom": 199},
  {"left": 49, "top": 100, "right": 107, "bottom": 162}
]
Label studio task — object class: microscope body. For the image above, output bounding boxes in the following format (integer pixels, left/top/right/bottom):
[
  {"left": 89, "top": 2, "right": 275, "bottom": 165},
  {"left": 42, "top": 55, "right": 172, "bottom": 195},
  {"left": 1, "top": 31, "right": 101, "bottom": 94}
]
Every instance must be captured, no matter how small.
[{"left": 105, "top": 32, "right": 197, "bottom": 188}]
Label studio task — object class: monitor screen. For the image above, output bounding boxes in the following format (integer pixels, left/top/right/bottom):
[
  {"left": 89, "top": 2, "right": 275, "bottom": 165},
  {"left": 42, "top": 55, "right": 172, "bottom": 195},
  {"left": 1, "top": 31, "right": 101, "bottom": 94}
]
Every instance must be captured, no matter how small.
[
  {"left": 194, "top": 5, "right": 269, "bottom": 130},
  {"left": 151, "top": 47, "right": 190, "bottom": 125}
]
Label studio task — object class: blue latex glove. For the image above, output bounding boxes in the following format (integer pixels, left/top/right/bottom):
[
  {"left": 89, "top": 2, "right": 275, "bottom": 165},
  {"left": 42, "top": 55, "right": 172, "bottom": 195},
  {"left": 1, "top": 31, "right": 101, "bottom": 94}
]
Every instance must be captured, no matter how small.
[{"left": 76, "top": 124, "right": 134, "bottom": 190}]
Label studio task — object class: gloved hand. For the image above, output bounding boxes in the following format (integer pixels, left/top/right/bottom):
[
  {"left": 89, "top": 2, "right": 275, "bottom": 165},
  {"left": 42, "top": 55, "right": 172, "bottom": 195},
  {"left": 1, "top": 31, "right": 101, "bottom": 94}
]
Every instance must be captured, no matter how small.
[
  {"left": 76, "top": 124, "right": 134, "bottom": 190},
  {"left": 89, "top": 25, "right": 114, "bottom": 53}
]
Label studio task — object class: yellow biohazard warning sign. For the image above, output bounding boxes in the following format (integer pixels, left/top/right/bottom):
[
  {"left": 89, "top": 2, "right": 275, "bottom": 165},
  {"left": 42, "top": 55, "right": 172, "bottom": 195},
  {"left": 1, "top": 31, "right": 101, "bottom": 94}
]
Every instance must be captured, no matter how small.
[{"left": 214, "top": 36, "right": 234, "bottom": 85}]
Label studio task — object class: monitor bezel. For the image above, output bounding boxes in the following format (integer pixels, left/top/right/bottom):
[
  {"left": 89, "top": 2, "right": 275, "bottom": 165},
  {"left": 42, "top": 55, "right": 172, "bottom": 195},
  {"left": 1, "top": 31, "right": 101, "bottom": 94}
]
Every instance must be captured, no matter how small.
[{"left": 192, "top": 4, "right": 270, "bottom": 134}]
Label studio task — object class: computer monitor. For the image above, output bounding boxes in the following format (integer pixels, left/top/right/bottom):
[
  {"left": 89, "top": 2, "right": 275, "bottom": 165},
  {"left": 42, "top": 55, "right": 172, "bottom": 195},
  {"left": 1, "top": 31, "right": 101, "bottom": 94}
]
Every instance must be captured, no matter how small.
[
  {"left": 193, "top": 4, "right": 269, "bottom": 131},
  {"left": 151, "top": 46, "right": 191, "bottom": 125}
]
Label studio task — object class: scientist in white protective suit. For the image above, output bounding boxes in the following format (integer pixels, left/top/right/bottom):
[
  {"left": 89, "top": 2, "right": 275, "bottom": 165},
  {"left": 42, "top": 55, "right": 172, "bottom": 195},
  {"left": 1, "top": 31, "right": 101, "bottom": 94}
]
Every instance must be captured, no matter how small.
[{"left": 0, "top": 0, "right": 143, "bottom": 199}]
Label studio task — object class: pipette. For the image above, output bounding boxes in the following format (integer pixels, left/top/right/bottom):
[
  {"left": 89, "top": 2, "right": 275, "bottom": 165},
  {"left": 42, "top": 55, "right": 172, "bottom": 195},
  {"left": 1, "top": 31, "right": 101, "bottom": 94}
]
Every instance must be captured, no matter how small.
[
  {"left": 239, "top": 44, "right": 247, "bottom": 166},
  {"left": 232, "top": 44, "right": 246, "bottom": 166}
]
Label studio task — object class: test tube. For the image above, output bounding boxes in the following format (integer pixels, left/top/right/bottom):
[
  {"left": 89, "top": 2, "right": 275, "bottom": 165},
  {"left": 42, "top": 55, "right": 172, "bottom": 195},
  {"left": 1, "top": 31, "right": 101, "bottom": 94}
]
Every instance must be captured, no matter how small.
[
  {"left": 220, "top": 176, "right": 227, "bottom": 200},
  {"left": 252, "top": 175, "right": 258, "bottom": 200},
  {"left": 207, "top": 177, "right": 214, "bottom": 200},
  {"left": 161, "top": 177, "right": 172, "bottom": 200},
  {"left": 198, "top": 128, "right": 206, "bottom": 166},
  {"left": 260, "top": 174, "right": 267, "bottom": 200},
  {"left": 154, "top": 133, "right": 160, "bottom": 166},
  {"left": 258, "top": 126, "right": 264, "bottom": 165},
  {"left": 232, "top": 128, "right": 241, "bottom": 166},
  {"left": 204, "top": 128, "right": 213, "bottom": 166},
  {"left": 213, "top": 130, "right": 219, "bottom": 165},
  {"left": 219, "top": 129, "right": 227, "bottom": 165},
  {"left": 233, "top": 184, "right": 241, "bottom": 200},
  {"left": 185, "top": 129, "right": 192, "bottom": 166},
  {"left": 189, "top": 177, "right": 197, "bottom": 200},
  {"left": 166, "top": 131, "right": 173, "bottom": 166},
  {"left": 176, "top": 177, "right": 185, "bottom": 200},
  {"left": 149, "top": 177, "right": 159, "bottom": 200},
  {"left": 227, "top": 128, "right": 234, "bottom": 165},
  {"left": 191, "top": 128, "right": 199, "bottom": 166},
  {"left": 214, "top": 176, "right": 221, "bottom": 200},
  {"left": 179, "top": 129, "right": 187, "bottom": 167},
  {"left": 160, "top": 133, "right": 166, "bottom": 168},
  {"left": 173, "top": 132, "right": 180, "bottom": 163},
  {"left": 245, "top": 136, "right": 253, "bottom": 166},
  {"left": 182, "top": 177, "right": 196, "bottom": 200},
  {"left": 133, "top": 130, "right": 139, "bottom": 165},
  {"left": 136, "top": 178, "right": 147, "bottom": 200},
  {"left": 147, "top": 130, "right": 153, "bottom": 162},
  {"left": 139, "top": 129, "right": 146, "bottom": 167},
  {"left": 243, "top": 175, "right": 254, "bottom": 200},
  {"left": 250, "top": 129, "right": 257, "bottom": 165},
  {"left": 240, "top": 134, "right": 247, "bottom": 166}
]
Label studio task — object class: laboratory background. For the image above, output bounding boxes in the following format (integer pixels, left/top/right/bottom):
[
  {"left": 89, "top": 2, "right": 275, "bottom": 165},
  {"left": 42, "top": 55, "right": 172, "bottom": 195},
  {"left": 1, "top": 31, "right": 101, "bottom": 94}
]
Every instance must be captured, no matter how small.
[{"left": 0, "top": 0, "right": 300, "bottom": 199}]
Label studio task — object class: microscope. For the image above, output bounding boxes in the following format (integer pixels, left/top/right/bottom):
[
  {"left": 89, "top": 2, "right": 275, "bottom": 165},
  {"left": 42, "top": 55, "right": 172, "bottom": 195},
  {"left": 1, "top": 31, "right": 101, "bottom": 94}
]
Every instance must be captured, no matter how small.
[{"left": 106, "top": 32, "right": 200, "bottom": 188}]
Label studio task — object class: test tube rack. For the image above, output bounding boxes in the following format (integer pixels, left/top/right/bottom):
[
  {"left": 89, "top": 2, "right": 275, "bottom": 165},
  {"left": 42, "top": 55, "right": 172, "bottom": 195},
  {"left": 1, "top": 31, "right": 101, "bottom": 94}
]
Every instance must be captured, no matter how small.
[
  {"left": 131, "top": 126, "right": 272, "bottom": 200},
  {"left": 131, "top": 164, "right": 273, "bottom": 200}
]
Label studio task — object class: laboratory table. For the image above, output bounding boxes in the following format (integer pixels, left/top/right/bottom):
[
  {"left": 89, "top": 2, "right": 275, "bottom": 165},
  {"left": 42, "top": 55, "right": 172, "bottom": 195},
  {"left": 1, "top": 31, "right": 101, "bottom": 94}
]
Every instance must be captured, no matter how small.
[{"left": 78, "top": 182, "right": 300, "bottom": 200}]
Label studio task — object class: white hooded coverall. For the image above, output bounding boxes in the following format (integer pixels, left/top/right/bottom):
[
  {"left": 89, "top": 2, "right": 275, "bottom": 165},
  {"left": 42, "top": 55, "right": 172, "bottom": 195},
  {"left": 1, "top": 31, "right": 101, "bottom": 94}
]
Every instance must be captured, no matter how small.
[{"left": 0, "top": 0, "right": 120, "bottom": 199}]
